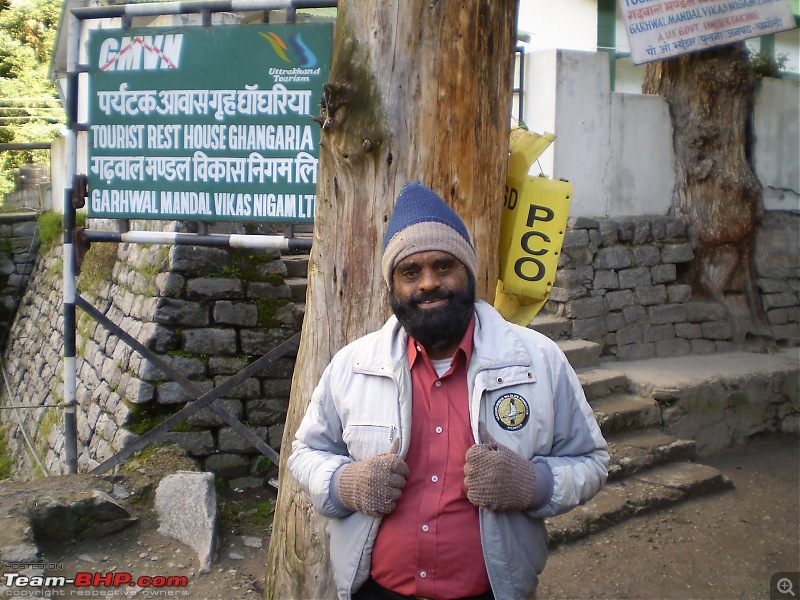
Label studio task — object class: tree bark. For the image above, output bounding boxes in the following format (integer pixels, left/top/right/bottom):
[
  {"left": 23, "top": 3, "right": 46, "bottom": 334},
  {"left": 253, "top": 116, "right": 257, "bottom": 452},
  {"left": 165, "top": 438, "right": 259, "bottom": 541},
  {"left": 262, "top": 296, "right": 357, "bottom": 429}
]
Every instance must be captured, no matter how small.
[
  {"left": 642, "top": 44, "right": 771, "bottom": 345},
  {"left": 264, "top": 2, "right": 519, "bottom": 598}
]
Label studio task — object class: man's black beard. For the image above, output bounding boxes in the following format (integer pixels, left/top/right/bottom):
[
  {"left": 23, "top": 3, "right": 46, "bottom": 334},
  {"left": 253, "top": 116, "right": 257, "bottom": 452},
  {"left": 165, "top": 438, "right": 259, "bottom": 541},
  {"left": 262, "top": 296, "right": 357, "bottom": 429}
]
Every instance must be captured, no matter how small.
[{"left": 390, "top": 275, "right": 476, "bottom": 353}]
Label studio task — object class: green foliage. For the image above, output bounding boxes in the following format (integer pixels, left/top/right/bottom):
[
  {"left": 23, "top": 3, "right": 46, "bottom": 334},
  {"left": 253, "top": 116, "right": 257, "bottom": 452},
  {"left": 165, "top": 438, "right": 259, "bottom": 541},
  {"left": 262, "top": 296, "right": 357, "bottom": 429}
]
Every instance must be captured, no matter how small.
[
  {"left": 749, "top": 49, "right": 789, "bottom": 79},
  {"left": 0, "top": 0, "right": 64, "bottom": 196},
  {"left": 37, "top": 210, "right": 61, "bottom": 250},
  {"left": 77, "top": 242, "right": 117, "bottom": 294},
  {"left": 0, "top": 424, "right": 12, "bottom": 479}
]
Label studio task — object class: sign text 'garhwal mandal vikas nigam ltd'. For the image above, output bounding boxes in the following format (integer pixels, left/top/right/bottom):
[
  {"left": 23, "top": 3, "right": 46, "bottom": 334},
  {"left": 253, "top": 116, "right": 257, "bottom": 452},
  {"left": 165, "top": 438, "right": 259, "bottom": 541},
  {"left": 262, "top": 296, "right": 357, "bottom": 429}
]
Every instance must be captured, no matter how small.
[
  {"left": 620, "top": 0, "right": 796, "bottom": 65},
  {"left": 87, "top": 24, "right": 332, "bottom": 222}
]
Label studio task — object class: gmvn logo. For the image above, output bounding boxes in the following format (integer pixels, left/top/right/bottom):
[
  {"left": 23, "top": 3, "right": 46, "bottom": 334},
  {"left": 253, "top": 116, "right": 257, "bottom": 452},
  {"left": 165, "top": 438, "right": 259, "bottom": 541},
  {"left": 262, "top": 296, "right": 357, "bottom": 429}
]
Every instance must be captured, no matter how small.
[{"left": 99, "top": 34, "right": 183, "bottom": 71}]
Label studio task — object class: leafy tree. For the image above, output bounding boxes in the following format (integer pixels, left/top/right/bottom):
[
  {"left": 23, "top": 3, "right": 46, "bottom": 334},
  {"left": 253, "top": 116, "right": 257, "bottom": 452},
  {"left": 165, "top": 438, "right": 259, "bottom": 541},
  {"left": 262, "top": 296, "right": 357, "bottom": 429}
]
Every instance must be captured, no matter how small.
[{"left": 0, "top": 0, "right": 63, "bottom": 201}]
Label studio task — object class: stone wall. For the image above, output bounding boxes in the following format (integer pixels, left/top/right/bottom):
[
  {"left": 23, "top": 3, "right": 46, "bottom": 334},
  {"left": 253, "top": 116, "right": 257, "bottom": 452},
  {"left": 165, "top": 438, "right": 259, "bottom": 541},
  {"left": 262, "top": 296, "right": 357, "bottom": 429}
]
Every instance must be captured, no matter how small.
[
  {"left": 546, "top": 215, "right": 800, "bottom": 359},
  {"left": 0, "top": 214, "right": 39, "bottom": 352},
  {"left": 1, "top": 221, "right": 303, "bottom": 481},
  {"left": 2, "top": 213, "right": 797, "bottom": 480}
]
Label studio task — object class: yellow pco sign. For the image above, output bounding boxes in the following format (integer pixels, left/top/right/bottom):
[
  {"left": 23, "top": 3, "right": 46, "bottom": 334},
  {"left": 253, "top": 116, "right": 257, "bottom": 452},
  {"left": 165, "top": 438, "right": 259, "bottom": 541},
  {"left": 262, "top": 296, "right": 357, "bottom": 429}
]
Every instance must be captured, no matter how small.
[{"left": 494, "top": 128, "right": 572, "bottom": 326}]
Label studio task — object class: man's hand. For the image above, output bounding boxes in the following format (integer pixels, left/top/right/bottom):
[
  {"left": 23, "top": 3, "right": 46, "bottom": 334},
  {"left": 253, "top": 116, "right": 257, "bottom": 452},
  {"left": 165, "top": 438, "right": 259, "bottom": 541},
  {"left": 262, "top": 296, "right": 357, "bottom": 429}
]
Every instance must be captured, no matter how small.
[
  {"left": 464, "top": 422, "right": 536, "bottom": 511},
  {"left": 337, "top": 439, "right": 409, "bottom": 517}
]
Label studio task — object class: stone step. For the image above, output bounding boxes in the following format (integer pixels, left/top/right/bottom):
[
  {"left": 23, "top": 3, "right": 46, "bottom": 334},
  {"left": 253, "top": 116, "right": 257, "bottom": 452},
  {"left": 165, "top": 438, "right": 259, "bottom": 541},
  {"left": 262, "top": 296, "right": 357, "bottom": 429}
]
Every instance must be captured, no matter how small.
[
  {"left": 529, "top": 314, "right": 571, "bottom": 341},
  {"left": 558, "top": 339, "right": 602, "bottom": 370},
  {"left": 592, "top": 394, "right": 661, "bottom": 435},
  {"left": 578, "top": 368, "right": 629, "bottom": 401},
  {"left": 285, "top": 277, "right": 308, "bottom": 304},
  {"left": 605, "top": 428, "right": 697, "bottom": 482},
  {"left": 282, "top": 255, "right": 310, "bottom": 279},
  {"left": 546, "top": 461, "right": 733, "bottom": 546}
]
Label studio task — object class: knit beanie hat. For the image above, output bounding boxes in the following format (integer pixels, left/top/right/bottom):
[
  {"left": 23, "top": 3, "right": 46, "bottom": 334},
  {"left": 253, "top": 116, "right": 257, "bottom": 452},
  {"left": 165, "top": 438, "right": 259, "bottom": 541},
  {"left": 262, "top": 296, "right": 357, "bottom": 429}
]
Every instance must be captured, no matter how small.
[{"left": 382, "top": 182, "right": 477, "bottom": 285}]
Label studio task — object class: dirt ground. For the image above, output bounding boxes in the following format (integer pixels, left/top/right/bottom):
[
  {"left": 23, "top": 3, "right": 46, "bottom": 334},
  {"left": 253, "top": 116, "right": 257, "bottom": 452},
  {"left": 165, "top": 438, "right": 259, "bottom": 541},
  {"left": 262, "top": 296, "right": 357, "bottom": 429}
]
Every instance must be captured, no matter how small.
[{"left": 23, "top": 433, "right": 800, "bottom": 600}]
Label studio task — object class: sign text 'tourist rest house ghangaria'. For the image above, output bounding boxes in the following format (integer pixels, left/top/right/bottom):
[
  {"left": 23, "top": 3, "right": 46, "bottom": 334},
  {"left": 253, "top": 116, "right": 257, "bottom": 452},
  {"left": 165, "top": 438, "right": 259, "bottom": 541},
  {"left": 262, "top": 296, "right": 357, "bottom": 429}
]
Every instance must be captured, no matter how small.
[{"left": 87, "top": 24, "right": 333, "bottom": 222}]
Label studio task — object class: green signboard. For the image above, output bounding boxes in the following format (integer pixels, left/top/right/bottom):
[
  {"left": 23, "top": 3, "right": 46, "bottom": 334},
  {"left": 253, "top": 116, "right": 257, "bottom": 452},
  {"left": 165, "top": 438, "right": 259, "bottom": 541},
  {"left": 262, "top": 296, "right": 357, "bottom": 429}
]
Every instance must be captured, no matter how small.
[{"left": 87, "top": 23, "right": 332, "bottom": 222}]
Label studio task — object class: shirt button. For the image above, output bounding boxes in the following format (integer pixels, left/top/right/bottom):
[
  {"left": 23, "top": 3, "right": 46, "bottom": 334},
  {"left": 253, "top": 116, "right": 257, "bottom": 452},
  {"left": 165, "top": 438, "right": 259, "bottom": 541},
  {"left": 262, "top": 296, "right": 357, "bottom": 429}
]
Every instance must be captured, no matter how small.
[
  {"left": 435, "top": 381, "right": 442, "bottom": 387},
  {"left": 422, "top": 524, "right": 429, "bottom": 532},
  {"left": 435, "top": 426, "right": 443, "bottom": 434},
  {"left": 420, "top": 571, "right": 427, "bottom": 579},
  {"left": 431, "top": 475, "right": 439, "bottom": 483}
]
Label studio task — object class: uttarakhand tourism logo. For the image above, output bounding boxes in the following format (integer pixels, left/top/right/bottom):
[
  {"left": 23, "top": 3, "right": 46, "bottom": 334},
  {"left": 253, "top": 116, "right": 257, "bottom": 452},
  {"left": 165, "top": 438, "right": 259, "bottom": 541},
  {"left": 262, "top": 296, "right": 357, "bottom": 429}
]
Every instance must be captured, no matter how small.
[{"left": 261, "top": 32, "right": 322, "bottom": 83}]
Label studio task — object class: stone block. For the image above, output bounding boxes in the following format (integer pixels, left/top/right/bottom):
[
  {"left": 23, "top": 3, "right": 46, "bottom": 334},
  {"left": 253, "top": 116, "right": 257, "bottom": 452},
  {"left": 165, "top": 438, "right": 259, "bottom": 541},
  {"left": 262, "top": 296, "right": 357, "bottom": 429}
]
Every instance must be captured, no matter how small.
[
  {"left": 240, "top": 328, "right": 295, "bottom": 356},
  {"left": 675, "top": 322, "right": 703, "bottom": 339},
  {"left": 183, "top": 328, "right": 237, "bottom": 355},
  {"left": 187, "top": 278, "right": 244, "bottom": 300},
  {"left": 633, "top": 219, "right": 652, "bottom": 245},
  {"left": 595, "top": 247, "right": 633, "bottom": 270},
  {"left": 562, "top": 229, "right": 589, "bottom": 248},
  {"left": 570, "top": 217, "right": 600, "bottom": 230},
  {"left": 565, "top": 296, "right": 606, "bottom": 319},
  {"left": 651, "top": 263, "right": 678, "bottom": 284},
  {"left": 212, "top": 376, "right": 260, "bottom": 400},
  {"left": 685, "top": 302, "right": 727, "bottom": 322},
  {"left": 564, "top": 247, "right": 595, "bottom": 267},
  {"left": 665, "top": 218, "right": 687, "bottom": 240},
  {"left": 667, "top": 284, "right": 693, "bottom": 304},
  {"left": 156, "top": 471, "right": 216, "bottom": 573},
  {"left": 619, "top": 267, "right": 652, "bottom": 289},
  {"left": 124, "top": 377, "right": 154, "bottom": 405},
  {"left": 651, "top": 218, "right": 667, "bottom": 241},
  {"left": 156, "top": 380, "right": 214, "bottom": 405},
  {"left": 208, "top": 356, "right": 249, "bottom": 376},
  {"left": 154, "top": 299, "right": 209, "bottom": 327},
  {"left": 187, "top": 398, "right": 244, "bottom": 427},
  {"left": 758, "top": 278, "right": 792, "bottom": 294},
  {"left": 690, "top": 339, "right": 717, "bottom": 355},
  {"left": 555, "top": 268, "right": 593, "bottom": 289},
  {"left": 615, "top": 342, "right": 656, "bottom": 361},
  {"left": 262, "top": 378, "right": 293, "bottom": 397},
  {"left": 635, "top": 285, "right": 668, "bottom": 306},
  {"left": 616, "top": 326, "right": 643, "bottom": 346},
  {"left": 660, "top": 243, "right": 694, "bottom": 264},
  {"left": 247, "top": 281, "right": 293, "bottom": 300},
  {"left": 616, "top": 220, "right": 635, "bottom": 242},
  {"left": 594, "top": 270, "right": 619, "bottom": 290},
  {"left": 203, "top": 453, "right": 250, "bottom": 480},
  {"left": 218, "top": 426, "right": 269, "bottom": 454},
  {"left": 642, "top": 324, "right": 675, "bottom": 343},
  {"left": 213, "top": 301, "right": 258, "bottom": 326},
  {"left": 656, "top": 338, "right": 690, "bottom": 358},
  {"left": 702, "top": 321, "right": 734, "bottom": 340},
  {"left": 571, "top": 317, "right": 608, "bottom": 341},
  {"left": 140, "top": 355, "right": 207, "bottom": 382},
  {"left": 623, "top": 304, "right": 649, "bottom": 326},
  {"left": 767, "top": 309, "right": 789, "bottom": 326},
  {"left": 606, "top": 312, "right": 626, "bottom": 332},
  {"left": 171, "top": 246, "right": 230, "bottom": 276},
  {"left": 246, "top": 398, "right": 289, "bottom": 426},
  {"left": 762, "top": 292, "right": 799, "bottom": 310},
  {"left": 599, "top": 221, "right": 618, "bottom": 247},
  {"left": 269, "top": 424, "right": 285, "bottom": 449},
  {"left": 632, "top": 245, "right": 661, "bottom": 267},
  {"left": 648, "top": 304, "right": 688, "bottom": 325},
  {"left": 606, "top": 289, "right": 636, "bottom": 311}
]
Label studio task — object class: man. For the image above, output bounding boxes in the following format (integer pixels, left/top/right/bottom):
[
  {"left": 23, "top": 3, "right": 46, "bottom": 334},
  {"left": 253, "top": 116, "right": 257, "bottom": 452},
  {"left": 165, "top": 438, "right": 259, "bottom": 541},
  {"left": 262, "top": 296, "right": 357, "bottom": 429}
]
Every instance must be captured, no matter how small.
[{"left": 289, "top": 182, "right": 609, "bottom": 600}]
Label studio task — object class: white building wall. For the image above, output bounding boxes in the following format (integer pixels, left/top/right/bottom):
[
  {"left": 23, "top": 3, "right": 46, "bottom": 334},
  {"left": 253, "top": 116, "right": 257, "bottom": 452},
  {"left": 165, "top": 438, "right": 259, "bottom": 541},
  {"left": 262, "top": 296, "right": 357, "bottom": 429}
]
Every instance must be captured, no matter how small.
[{"left": 522, "top": 49, "right": 799, "bottom": 218}]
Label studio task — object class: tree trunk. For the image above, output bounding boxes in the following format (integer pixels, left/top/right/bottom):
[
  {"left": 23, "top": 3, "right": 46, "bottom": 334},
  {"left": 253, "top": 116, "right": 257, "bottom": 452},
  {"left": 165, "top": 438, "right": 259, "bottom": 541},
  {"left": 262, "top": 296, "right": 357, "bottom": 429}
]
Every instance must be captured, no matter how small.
[
  {"left": 642, "top": 44, "right": 771, "bottom": 345},
  {"left": 264, "top": 2, "right": 519, "bottom": 598}
]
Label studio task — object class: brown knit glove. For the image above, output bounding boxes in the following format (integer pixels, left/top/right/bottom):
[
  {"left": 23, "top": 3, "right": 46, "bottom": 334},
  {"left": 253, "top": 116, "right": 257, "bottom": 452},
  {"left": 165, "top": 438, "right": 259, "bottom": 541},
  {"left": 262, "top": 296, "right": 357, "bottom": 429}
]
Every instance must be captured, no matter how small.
[
  {"left": 464, "top": 422, "right": 536, "bottom": 511},
  {"left": 337, "top": 439, "right": 409, "bottom": 517}
]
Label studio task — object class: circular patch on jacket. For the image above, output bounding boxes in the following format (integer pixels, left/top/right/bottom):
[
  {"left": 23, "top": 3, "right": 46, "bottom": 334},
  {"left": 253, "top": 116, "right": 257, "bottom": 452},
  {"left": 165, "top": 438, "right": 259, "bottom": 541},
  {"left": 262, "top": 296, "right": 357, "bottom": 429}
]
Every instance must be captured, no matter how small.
[{"left": 493, "top": 393, "right": 530, "bottom": 431}]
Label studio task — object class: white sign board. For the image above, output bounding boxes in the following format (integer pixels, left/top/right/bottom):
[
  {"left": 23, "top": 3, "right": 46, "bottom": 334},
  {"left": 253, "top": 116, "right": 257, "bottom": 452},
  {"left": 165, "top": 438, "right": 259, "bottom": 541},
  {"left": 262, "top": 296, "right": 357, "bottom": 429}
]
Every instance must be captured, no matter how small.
[{"left": 620, "top": 0, "right": 797, "bottom": 65}]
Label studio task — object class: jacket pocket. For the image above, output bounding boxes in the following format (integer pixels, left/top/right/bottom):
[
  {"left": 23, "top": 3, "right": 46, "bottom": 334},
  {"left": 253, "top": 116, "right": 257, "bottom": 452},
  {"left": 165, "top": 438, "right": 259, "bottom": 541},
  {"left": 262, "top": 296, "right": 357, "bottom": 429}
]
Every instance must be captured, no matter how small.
[{"left": 342, "top": 424, "right": 395, "bottom": 461}]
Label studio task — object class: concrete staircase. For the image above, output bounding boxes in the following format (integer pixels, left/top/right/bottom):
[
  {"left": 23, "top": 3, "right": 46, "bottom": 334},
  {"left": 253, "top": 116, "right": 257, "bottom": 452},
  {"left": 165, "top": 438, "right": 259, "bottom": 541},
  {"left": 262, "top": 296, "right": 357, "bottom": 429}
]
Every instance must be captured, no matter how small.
[
  {"left": 280, "top": 256, "right": 734, "bottom": 546},
  {"left": 530, "top": 314, "right": 733, "bottom": 547}
]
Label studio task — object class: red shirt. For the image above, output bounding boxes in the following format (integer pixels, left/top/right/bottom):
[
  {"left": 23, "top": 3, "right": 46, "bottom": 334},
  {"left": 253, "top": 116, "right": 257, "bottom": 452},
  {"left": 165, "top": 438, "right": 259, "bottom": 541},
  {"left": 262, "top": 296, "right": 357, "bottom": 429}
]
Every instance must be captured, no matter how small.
[{"left": 370, "top": 318, "right": 491, "bottom": 599}]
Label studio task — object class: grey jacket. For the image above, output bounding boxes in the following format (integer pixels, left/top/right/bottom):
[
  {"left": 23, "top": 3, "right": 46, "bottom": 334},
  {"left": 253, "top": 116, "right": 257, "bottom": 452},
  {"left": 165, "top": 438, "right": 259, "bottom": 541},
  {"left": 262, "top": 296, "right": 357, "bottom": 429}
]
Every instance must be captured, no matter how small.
[{"left": 288, "top": 300, "right": 609, "bottom": 599}]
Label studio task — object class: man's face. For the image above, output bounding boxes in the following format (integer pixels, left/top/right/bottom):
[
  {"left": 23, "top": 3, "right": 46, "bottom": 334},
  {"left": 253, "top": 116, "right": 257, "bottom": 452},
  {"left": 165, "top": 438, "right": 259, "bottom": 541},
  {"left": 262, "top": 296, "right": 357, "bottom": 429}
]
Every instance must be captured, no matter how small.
[{"left": 390, "top": 250, "right": 475, "bottom": 356}]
